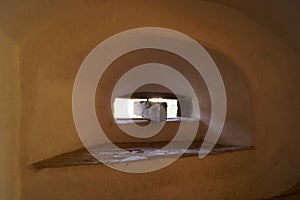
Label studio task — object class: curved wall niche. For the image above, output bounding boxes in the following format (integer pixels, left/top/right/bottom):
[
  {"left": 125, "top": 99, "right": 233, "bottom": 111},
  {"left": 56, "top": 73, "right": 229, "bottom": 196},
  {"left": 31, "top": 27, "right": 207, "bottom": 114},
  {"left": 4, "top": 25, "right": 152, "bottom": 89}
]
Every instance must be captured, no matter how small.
[
  {"left": 95, "top": 47, "right": 254, "bottom": 147},
  {"left": 32, "top": 45, "right": 254, "bottom": 169}
]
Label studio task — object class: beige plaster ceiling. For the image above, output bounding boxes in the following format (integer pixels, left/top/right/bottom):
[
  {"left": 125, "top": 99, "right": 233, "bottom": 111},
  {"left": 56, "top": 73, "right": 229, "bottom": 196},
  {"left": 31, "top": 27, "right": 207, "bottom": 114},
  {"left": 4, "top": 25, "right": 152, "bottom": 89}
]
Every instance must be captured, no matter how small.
[{"left": 0, "top": 0, "right": 299, "bottom": 54}]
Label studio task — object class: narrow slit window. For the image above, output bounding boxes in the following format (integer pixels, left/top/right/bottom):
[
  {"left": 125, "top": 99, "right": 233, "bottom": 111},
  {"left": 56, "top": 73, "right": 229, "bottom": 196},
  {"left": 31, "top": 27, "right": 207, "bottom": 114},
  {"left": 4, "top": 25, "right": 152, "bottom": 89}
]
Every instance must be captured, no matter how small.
[{"left": 113, "top": 98, "right": 178, "bottom": 120}]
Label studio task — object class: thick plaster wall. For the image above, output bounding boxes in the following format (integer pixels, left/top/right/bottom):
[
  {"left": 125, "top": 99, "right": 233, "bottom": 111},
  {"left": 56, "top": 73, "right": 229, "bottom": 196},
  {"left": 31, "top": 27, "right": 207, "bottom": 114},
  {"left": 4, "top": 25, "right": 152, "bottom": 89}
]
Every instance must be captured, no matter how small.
[
  {"left": 94, "top": 47, "right": 253, "bottom": 146},
  {"left": 0, "top": 31, "right": 20, "bottom": 200},
  {"left": 15, "top": 1, "right": 300, "bottom": 199}
]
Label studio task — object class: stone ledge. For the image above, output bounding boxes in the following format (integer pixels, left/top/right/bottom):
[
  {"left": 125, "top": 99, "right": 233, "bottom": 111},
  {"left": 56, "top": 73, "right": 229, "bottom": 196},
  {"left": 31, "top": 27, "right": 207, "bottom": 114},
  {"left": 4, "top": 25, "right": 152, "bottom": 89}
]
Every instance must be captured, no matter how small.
[{"left": 32, "top": 142, "right": 252, "bottom": 169}]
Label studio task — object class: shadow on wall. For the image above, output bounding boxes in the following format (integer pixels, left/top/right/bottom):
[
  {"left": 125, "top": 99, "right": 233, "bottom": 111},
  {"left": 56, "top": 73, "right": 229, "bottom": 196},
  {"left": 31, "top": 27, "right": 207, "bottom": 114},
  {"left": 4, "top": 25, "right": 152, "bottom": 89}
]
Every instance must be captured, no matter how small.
[{"left": 95, "top": 46, "right": 254, "bottom": 147}]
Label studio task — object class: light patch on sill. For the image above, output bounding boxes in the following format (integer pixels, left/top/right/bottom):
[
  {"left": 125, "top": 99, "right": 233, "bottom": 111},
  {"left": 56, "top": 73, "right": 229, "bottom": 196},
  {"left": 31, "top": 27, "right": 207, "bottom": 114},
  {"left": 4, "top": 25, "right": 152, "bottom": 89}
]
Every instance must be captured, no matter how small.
[{"left": 31, "top": 142, "right": 253, "bottom": 169}]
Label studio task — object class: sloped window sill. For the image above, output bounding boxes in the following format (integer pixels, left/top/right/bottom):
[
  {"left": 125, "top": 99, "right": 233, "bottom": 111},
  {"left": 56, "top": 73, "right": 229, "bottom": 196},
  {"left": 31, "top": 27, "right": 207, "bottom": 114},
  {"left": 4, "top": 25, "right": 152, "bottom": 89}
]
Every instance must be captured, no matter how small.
[{"left": 32, "top": 142, "right": 252, "bottom": 169}]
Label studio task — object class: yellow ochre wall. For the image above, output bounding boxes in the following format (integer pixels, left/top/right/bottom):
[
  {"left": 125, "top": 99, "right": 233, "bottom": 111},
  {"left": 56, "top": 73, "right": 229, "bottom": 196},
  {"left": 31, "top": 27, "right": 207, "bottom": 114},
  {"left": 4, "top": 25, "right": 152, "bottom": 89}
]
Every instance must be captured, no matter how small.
[
  {"left": 0, "top": 31, "right": 20, "bottom": 200},
  {"left": 0, "top": 0, "right": 299, "bottom": 199}
]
